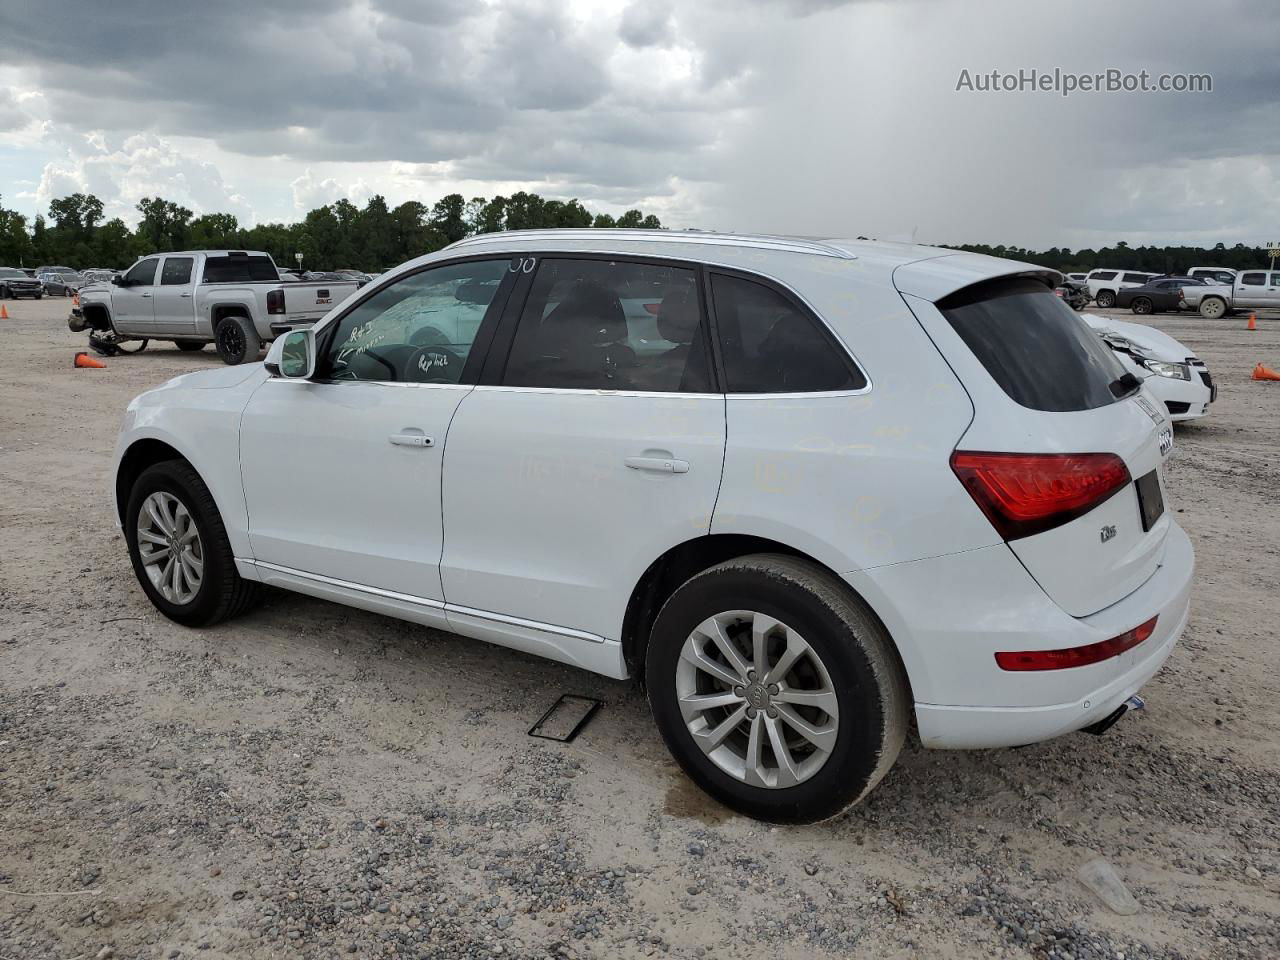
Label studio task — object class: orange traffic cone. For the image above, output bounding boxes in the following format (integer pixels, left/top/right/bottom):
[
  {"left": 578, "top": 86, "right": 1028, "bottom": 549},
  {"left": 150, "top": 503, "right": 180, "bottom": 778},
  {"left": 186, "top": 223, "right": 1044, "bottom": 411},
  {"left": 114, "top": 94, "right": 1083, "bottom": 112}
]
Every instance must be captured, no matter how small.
[
  {"left": 1253, "top": 363, "right": 1280, "bottom": 381},
  {"left": 1247, "top": 313, "right": 1257, "bottom": 331},
  {"left": 73, "top": 351, "right": 106, "bottom": 369},
  {"left": 0, "top": 304, "right": 8, "bottom": 319}
]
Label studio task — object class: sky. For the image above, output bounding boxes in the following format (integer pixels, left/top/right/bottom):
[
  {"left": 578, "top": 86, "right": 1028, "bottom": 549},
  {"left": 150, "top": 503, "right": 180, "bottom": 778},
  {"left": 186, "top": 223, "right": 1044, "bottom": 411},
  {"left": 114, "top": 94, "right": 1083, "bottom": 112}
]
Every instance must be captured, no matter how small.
[{"left": 0, "top": 0, "right": 1277, "bottom": 250}]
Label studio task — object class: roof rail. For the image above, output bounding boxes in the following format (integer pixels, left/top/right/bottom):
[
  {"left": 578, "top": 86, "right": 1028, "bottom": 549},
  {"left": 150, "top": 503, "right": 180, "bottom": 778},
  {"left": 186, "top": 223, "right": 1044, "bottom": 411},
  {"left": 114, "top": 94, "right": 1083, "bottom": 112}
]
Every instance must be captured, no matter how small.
[{"left": 447, "top": 229, "right": 857, "bottom": 260}]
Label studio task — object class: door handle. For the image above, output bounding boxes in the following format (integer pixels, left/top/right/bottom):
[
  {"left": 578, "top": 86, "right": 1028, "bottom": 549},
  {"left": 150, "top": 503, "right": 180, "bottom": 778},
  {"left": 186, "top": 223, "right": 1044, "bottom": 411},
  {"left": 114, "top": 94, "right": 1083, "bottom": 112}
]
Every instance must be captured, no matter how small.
[
  {"left": 180, "top": 292, "right": 192, "bottom": 298},
  {"left": 625, "top": 456, "right": 689, "bottom": 474},
  {"left": 389, "top": 432, "right": 435, "bottom": 448},
  {"left": 141, "top": 292, "right": 152, "bottom": 298}
]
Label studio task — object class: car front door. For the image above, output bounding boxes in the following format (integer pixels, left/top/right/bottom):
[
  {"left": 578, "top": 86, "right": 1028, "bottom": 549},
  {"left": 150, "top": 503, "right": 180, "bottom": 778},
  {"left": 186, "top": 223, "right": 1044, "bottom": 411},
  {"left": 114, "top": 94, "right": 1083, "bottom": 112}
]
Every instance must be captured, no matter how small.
[
  {"left": 151, "top": 256, "right": 197, "bottom": 334},
  {"left": 112, "top": 258, "right": 160, "bottom": 334},
  {"left": 439, "top": 255, "right": 726, "bottom": 658},
  {"left": 238, "top": 257, "right": 515, "bottom": 603}
]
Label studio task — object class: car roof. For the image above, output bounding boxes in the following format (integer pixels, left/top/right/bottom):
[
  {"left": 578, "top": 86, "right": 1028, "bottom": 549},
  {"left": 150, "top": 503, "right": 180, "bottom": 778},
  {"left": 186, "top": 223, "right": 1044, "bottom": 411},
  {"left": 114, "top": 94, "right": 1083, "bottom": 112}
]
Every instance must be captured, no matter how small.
[
  {"left": 136, "top": 250, "right": 272, "bottom": 258},
  {"left": 442, "top": 229, "right": 1060, "bottom": 301}
]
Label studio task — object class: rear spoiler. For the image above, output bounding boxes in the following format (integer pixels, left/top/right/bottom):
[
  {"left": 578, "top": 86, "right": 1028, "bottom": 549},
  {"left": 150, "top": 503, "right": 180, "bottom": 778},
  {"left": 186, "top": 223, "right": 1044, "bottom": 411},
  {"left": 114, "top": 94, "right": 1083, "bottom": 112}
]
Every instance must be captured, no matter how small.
[{"left": 894, "top": 252, "right": 1063, "bottom": 303}]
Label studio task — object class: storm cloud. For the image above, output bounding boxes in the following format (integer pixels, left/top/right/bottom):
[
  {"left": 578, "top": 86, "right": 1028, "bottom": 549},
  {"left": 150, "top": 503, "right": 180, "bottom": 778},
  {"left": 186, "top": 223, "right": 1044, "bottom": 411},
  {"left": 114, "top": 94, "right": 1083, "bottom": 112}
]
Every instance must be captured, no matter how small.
[{"left": 0, "top": 0, "right": 1276, "bottom": 246}]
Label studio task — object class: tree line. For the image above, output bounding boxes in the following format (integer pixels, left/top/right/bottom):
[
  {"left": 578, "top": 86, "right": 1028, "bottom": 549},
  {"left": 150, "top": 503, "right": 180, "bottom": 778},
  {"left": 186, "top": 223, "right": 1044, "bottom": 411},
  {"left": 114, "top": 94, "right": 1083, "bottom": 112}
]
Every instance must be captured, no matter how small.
[
  {"left": 0, "top": 192, "right": 663, "bottom": 272},
  {"left": 2, "top": 190, "right": 1274, "bottom": 275},
  {"left": 943, "top": 240, "right": 1278, "bottom": 275}
]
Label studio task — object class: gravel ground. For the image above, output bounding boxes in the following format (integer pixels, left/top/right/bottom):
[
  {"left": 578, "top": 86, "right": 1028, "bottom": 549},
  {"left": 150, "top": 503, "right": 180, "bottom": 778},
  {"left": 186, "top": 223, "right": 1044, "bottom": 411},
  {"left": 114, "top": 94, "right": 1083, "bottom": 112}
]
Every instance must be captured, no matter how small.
[{"left": 1, "top": 297, "right": 1277, "bottom": 960}]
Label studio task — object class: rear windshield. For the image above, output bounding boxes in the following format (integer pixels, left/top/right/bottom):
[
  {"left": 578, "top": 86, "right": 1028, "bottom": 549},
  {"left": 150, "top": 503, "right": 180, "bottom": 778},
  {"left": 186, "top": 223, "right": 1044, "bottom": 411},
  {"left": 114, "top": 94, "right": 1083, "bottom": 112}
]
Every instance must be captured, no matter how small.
[
  {"left": 202, "top": 255, "right": 279, "bottom": 283},
  {"left": 939, "top": 278, "right": 1129, "bottom": 412}
]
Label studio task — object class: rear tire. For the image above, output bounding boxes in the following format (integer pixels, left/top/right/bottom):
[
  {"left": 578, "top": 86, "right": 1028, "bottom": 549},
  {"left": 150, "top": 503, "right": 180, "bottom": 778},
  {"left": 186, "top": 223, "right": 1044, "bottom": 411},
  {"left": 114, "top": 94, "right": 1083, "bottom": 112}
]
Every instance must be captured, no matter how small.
[
  {"left": 176, "top": 341, "right": 206, "bottom": 352},
  {"left": 1095, "top": 289, "right": 1116, "bottom": 308},
  {"left": 125, "top": 460, "right": 261, "bottom": 627},
  {"left": 214, "top": 315, "right": 260, "bottom": 365},
  {"left": 1199, "top": 297, "right": 1227, "bottom": 320},
  {"left": 1131, "top": 297, "right": 1153, "bottom": 315},
  {"left": 646, "top": 554, "right": 908, "bottom": 823}
]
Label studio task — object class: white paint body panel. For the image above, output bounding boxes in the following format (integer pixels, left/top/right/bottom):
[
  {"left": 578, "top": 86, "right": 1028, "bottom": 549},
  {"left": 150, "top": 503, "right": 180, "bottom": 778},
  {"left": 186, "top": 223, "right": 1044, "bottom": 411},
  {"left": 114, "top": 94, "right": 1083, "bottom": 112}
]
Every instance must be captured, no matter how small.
[
  {"left": 239, "top": 379, "right": 468, "bottom": 601},
  {"left": 440, "top": 386, "right": 726, "bottom": 644}
]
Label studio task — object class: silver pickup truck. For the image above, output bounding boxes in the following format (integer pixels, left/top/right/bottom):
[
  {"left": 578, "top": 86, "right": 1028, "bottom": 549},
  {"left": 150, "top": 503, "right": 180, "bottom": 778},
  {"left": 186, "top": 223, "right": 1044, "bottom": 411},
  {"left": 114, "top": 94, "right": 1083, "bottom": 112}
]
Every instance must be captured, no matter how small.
[
  {"left": 1179, "top": 268, "right": 1280, "bottom": 319},
  {"left": 73, "top": 250, "right": 358, "bottom": 364}
]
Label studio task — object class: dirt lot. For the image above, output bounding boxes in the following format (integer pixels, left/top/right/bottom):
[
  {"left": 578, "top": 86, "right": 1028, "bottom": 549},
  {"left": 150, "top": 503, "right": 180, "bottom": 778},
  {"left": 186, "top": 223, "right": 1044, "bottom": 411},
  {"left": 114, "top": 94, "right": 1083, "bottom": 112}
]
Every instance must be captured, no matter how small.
[{"left": 1, "top": 295, "right": 1277, "bottom": 960}]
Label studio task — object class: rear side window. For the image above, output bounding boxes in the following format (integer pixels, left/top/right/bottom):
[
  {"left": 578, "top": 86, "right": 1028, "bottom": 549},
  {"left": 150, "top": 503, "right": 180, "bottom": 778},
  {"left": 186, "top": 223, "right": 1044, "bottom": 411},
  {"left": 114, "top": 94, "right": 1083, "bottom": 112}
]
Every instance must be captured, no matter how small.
[
  {"left": 1122, "top": 272, "right": 1149, "bottom": 284},
  {"left": 939, "top": 278, "right": 1128, "bottom": 413},
  {"left": 161, "top": 257, "right": 193, "bottom": 285},
  {"left": 710, "top": 273, "right": 864, "bottom": 393},
  {"left": 203, "top": 255, "right": 279, "bottom": 283},
  {"left": 1089, "top": 270, "right": 1117, "bottom": 281}
]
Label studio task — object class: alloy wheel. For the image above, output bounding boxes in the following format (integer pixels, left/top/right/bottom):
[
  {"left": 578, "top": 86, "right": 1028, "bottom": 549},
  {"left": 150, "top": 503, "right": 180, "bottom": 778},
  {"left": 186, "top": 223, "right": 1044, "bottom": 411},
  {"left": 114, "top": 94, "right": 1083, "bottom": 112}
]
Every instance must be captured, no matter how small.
[
  {"left": 675, "top": 610, "right": 839, "bottom": 789},
  {"left": 137, "top": 491, "right": 204, "bottom": 604}
]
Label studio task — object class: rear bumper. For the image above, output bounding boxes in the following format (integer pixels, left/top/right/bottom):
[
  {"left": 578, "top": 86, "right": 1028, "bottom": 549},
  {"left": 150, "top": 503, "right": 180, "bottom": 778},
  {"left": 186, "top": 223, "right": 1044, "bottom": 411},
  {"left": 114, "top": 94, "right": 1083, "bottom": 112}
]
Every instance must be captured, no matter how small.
[
  {"left": 268, "top": 318, "right": 319, "bottom": 337},
  {"left": 846, "top": 522, "right": 1194, "bottom": 749}
]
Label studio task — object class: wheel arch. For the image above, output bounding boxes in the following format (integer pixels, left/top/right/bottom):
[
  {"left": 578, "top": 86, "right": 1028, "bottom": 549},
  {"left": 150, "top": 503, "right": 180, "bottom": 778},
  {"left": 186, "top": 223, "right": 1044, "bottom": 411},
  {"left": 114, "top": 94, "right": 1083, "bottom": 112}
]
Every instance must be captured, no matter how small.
[
  {"left": 115, "top": 435, "right": 247, "bottom": 555},
  {"left": 620, "top": 534, "right": 913, "bottom": 703},
  {"left": 115, "top": 437, "right": 191, "bottom": 524}
]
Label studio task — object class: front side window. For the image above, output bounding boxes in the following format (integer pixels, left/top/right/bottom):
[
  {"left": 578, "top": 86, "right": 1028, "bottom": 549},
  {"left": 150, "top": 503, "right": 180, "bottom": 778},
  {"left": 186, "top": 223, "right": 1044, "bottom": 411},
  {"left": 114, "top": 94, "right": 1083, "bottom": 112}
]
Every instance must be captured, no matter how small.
[
  {"left": 1271, "top": 273, "right": 1280, "bottom": 286},
  {"left": 1241, "top": 272, "right": 1266, "bottom": 286},
  {"left": 502, "top": 258, "right": 712, "bottom": 392},
  {"left": 161, "top": 257, "right": 193, "bottom": 285},
  {"left": 1122, "top": 273, "right": 1149, "bottom": 284},
  {"left": 124, "top": 259, "right": 158, "bottom": 286},
  {"left": 322, "top": 258, "right": 508, "bottom": 383},
  {"left": 710, "top": 273, "right": 864, "bottom": 393},
  {"left": 1089, "top": 270, "right": 1118, "bottom": 281}
]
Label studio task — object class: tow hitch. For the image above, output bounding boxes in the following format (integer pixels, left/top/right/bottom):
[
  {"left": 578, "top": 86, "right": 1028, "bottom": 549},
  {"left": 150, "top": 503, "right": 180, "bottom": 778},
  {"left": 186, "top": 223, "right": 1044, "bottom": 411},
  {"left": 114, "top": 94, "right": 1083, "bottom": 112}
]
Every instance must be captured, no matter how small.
[{"left": 1080, "top": 695, "right": 1145, "bottom": 736}]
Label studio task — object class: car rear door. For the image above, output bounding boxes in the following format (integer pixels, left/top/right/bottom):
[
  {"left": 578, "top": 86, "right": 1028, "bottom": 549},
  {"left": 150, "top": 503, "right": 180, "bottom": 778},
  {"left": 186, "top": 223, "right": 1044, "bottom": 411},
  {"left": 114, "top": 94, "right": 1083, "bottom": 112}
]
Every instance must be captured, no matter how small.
[
  {"left": 151, "top": 255, "right": 197, "bottom": 334},
  {"left": 238, "top": 256, "right": 516, "bottom": 602},
  {"left": 1236, "top": 271, "right": 1268, "bottom": 308},
  {"left": 111, "top": 258, "right": 160, "bottom": 334},
  {"left": 438, "top": 254, "right": 726, "bottom": 652}
]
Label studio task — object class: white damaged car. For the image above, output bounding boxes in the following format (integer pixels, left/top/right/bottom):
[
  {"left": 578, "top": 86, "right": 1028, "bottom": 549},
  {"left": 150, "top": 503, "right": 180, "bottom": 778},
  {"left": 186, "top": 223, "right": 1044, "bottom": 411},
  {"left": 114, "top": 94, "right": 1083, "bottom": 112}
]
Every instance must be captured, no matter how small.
[{"left": 1083, "top": 314, "right": 1215, "bottom": 422}]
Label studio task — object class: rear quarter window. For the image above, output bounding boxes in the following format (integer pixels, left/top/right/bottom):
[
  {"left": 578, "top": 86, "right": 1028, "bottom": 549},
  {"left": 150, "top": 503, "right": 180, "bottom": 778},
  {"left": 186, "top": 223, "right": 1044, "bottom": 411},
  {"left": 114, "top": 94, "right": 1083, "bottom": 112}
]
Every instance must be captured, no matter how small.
[
  {"left": 203, "top": 255, "right": 279, "bottom": 283},
  {"left": 939, "top": 278, "right": 1129, "bottom": 413}
]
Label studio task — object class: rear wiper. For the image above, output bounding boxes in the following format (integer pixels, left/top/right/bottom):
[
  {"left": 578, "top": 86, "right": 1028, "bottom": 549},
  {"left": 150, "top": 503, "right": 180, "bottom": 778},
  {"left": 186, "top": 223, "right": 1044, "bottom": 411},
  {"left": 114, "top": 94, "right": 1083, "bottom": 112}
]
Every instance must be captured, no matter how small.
[{"left": 1109, "top": 372, "right": 1142, "bottom": 398}]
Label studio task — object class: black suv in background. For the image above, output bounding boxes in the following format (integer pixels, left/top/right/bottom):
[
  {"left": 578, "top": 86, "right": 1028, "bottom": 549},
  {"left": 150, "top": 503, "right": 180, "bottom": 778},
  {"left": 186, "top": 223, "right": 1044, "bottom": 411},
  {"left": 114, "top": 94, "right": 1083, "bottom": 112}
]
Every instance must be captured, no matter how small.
[{"left": 0, "top": 267, "right": 44, "bottom": 299}]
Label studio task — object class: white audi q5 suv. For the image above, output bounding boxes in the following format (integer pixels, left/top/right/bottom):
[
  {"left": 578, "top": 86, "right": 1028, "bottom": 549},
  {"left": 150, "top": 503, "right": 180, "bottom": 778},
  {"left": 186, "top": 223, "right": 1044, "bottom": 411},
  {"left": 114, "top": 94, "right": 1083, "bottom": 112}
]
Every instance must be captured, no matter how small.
[{"left": 113, "top": 230, "right": 1194, "bottom": 822}]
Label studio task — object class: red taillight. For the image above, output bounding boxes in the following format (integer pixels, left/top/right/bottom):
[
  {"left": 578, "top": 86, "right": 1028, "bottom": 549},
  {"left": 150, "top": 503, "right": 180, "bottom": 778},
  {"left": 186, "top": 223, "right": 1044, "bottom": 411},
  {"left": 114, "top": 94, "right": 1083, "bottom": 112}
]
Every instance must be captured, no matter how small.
[
  {"left": 642, "top": 302, "right": 661, "bottom": 315},
  {"left": 951, "top": 451, "right": 1131, "bottom": 540},
  {"left": 267, "top": 289, "right": 285, "bottom": 315},
  {"left": 996, "top": 616, "right": 1158, "bottom": 671}
]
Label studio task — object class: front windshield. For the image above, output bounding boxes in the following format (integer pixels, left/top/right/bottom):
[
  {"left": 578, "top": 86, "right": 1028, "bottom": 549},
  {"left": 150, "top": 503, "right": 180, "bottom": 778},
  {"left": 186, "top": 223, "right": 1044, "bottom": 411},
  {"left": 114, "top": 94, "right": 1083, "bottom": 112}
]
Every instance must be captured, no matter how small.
[{"left": 0, "top": 268, "right": 25, "bottom": 278}]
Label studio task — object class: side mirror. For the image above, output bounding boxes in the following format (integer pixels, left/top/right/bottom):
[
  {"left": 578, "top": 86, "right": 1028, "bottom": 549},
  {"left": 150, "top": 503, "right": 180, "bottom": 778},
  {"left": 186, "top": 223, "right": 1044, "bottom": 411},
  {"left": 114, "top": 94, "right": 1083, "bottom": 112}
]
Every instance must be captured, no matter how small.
[
  {"left": 112, "top": 275, "right": 125, "bottom": 286},
  {"left": 267, "top": 328, "right": 316, "bottom": 379}
]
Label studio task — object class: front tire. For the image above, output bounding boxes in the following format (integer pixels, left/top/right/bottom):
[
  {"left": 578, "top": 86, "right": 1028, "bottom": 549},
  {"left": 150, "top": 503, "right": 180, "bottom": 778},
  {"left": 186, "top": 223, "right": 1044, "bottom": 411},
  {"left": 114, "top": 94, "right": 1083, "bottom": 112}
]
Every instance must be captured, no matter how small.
[
  {"left": 214, "top": 315, "right": 261, "bottom": 365},
  {"left": 1095, "top": 289, "right": 1116, "bottom": 308},
  {"left": 125, "top": 460, "right": 261, "bottom": 627},
  {"left": 646, "top": 554, "right": 908, "bottom": 823},
  {"left": 176, "top": 341, "right": 206, "bottom": 352}
]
